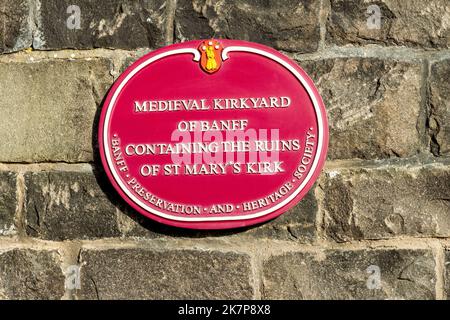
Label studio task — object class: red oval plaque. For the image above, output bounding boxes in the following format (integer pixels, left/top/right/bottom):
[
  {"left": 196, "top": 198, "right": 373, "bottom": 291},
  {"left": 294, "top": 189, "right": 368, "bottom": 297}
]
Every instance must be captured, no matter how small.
[{"left": 99, "top": 39, "right": 328, "bottom": 229}]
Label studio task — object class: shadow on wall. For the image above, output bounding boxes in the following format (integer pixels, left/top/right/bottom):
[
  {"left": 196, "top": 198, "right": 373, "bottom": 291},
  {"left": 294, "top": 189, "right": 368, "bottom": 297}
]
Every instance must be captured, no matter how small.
[{"left": 89, "top": 87, "right": 259, "bottom": 238}]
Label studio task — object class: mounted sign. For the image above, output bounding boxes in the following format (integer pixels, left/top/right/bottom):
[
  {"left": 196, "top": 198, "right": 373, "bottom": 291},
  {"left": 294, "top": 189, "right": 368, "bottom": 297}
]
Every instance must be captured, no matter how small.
[{"left": 99, "top": 39, "right": 328, "bottom": 229}]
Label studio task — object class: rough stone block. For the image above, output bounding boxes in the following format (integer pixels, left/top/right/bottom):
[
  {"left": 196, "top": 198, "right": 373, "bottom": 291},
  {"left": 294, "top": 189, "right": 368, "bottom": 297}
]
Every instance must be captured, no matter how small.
[
  {"left": 326, "top": 0, "right": 450, "bottom": 49},
  {"left": 0, "top": 59, "right": 112, "bottom": 162},
  {"left": 0, "top": 0, "right": 32, "bottom": 53},
  {"left": 25, "top": 169, "right": 121, "bottom": 240},
  {"left": 322, "top": 164, "right": 450, "bottom": 242},
  {"left": 263, "top": 249, "right": 436, "bottom": 299},
  {"left": 77, "top": 248, "right": 254, "bottom": 299},
  {"left": 444, "top": 249, "right": 450, "bottom": 299},
  {"left": 175, "top": 0, "right": 321, "bottom": 53},
  {"left": 36, "top": 0, "right": 167, "bottom": 50},
  {"left": 0, "top": 171, "right": 17, "bottom": 236},
  {"left": 429, "top": 59, "right": 450, "bottom": 155},
  {"left": 0, "top": 249, "right": 64, "bottom": 300},
  {"left": 300, "top": 58, "right": 423, "bottom": 159}
]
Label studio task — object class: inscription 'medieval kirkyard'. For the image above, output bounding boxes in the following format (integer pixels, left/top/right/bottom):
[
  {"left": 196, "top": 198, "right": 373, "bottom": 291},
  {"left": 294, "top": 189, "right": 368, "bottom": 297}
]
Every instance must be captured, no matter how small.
[
  {"left": 134, "top": 96, "right": 292, "bottom": 112},
  {"left": 99, "top": 39, "right": 328, "bottom": 229}
]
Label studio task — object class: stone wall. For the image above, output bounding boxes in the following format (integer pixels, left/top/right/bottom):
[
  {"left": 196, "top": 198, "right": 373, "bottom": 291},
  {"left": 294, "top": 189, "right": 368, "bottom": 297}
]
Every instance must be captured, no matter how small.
[{"left": 0, "top": 0, "right": 449, "bottom": 300}]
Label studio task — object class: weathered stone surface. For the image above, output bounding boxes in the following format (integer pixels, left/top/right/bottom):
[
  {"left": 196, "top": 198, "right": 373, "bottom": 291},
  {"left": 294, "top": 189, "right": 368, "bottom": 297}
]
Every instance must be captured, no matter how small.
[
  {"left": 0, "top": 249, "right": 64, "bottom": 299},
  {"left": 300, "top": 58, "right": 423, "bottom": 159},
  {"left": 25, "top": 170, "right": 120, "bottom": 240},
  {"left": 326, "top": 0, "right": 450, "bottom": 49},
  {"left": 119, "top": 187, "right": 318, "bottom": 242},
  {"left": 322, "top": 165, "right": 450, "bottom": 242},
  {"left": 0, "top": 171, "right": 17, "bottom": 236},
  {"left": 263, "top": 249, "right": 436, "bottom": 299},
  {"left": 429, "top": 59, "right": 450, "bottom": 155},
  {"left": 445, "top": 249, "right": 450, "bottom": 299},
  {"left": 36, "top": 0, "right": 167, "bottom": 50},
  {"left": 0, "top": 0, "right": 32, "bottom": 53},
  {"left": 77, "top": 248, "right": 253, "bottom": 299},
  {"left": 175, "top": 0, "right": 321, "bottom": 53},
  {"left": 0, "top": 59, "right": 112, "bottom": 162}
]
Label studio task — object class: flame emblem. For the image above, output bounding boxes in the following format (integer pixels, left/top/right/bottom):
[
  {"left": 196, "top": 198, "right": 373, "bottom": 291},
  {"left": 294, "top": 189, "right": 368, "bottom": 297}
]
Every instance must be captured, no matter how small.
[{"left": 198, "top": 39, "right": 224, "bottom": 74}]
